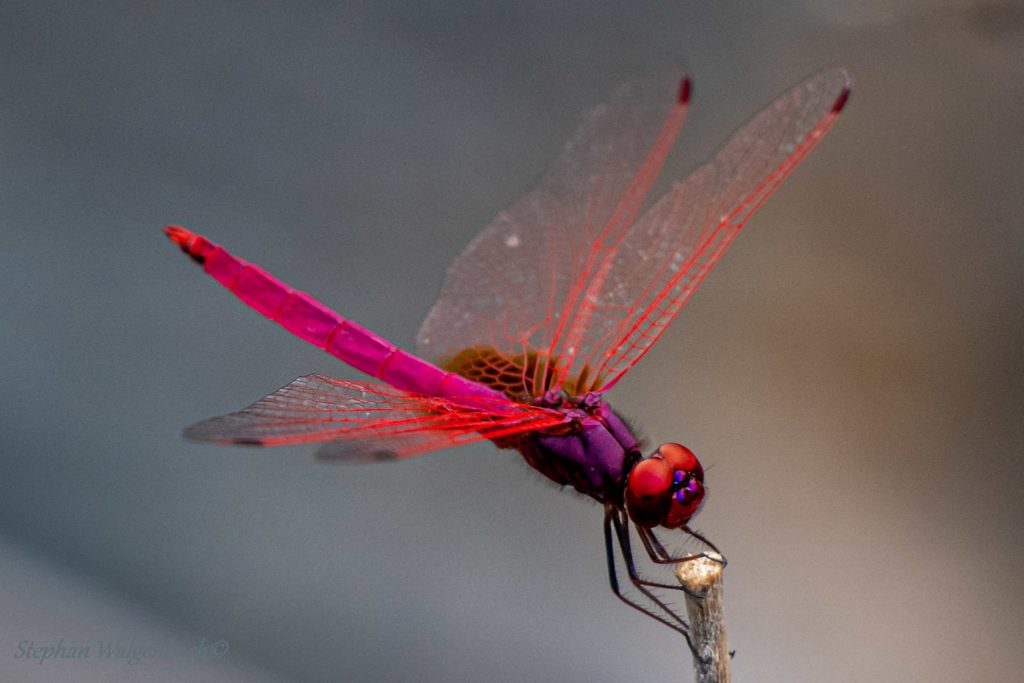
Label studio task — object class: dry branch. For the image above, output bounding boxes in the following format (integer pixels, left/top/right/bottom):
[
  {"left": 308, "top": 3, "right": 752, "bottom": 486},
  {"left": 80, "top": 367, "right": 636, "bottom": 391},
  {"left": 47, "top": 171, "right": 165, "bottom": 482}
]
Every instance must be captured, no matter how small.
[{"left": 676, "top": 552, "right": 730, "bottom": 683}]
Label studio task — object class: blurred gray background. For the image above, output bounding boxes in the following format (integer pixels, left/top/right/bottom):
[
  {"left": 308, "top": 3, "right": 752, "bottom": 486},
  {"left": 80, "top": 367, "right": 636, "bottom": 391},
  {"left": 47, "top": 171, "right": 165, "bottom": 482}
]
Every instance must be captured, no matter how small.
[{"left": 1, "top": 1, "right": 1022, "bottom": 681}]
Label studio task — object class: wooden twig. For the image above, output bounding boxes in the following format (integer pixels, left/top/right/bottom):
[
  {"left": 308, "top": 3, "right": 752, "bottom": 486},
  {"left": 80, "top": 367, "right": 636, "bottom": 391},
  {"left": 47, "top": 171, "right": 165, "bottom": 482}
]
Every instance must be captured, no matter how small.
[{"left": 676, "top": 552, "right": 730, "bottom": 683}]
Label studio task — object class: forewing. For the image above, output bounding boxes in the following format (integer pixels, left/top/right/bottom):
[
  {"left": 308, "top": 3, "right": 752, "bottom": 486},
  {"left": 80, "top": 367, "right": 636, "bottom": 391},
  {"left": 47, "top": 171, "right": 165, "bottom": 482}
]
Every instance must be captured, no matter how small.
[
  {"left": 183, "top": 374, "right": 565, "bottom": 462},
  {"left": 579, "top": 68, "right": 852, "bottom": 391},
  {"left": 417, "top": 69, "right": 690, "bottom": 396}
]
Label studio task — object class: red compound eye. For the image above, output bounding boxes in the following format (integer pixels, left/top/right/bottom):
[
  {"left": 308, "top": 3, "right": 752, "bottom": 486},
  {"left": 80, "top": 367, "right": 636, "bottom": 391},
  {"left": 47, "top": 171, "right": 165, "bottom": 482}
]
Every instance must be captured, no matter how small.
[
  {"left": 657, "top": 442, "right": 702, "bottom": 480},
  {"left": 625, "top": 458, "right": 672, "bottom": 528},
  {"left": 628, "top": 458, "right": 672, "bottom": 497},
  {"left": 625, "top": 445, "right": 707, "bottom": 528},
  {"left": 663, "top": 478, "right": 705, "bottom": 528}
]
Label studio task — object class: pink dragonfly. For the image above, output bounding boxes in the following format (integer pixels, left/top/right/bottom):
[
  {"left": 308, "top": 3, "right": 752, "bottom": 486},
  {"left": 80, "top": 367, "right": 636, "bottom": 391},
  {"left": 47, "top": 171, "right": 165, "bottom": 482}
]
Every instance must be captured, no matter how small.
[{"left": 165, "top": 67, "right": 849, "bottom": 646}]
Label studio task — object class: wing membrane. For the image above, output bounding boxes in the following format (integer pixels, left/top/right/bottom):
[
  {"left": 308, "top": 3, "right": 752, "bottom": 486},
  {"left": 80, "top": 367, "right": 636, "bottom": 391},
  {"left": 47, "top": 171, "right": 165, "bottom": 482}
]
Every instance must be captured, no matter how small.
[
  {"left": 183, "top": 374, "right": 565, "bottom": 461},
  {"left": 417, "top": 69, "right": 689, "bottom": 396},
  {"left": 585, "top": 69, "right": 851, "bottom": 390},
  {"left": 417, "top": 68, "right": 849, "bottom": 397}
]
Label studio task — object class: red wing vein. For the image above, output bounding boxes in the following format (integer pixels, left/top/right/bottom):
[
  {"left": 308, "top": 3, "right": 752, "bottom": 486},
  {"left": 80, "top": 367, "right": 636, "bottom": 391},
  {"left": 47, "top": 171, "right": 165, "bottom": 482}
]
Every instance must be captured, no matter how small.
[
  {"left": 586, "top": 69, "right": 852, "bottom": 391},
  {"left": 416, "top": 70, "right": 690, "bottom": 396},
  {"left": 184, "top": 374, "right": 565, "bottom": 461}
]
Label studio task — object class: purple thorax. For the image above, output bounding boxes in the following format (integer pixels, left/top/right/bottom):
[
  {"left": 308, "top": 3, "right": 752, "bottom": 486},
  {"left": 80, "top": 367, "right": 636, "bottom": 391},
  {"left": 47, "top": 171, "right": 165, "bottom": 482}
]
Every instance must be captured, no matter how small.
[{"left": 518, "top": 392, "right": 640, "bottom": 503}]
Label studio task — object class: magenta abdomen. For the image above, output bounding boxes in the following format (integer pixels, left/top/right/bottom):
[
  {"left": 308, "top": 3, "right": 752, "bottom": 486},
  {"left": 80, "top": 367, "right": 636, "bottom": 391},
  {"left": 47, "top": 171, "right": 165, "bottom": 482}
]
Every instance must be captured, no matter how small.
[
  {"left": 326, "top": 325, "right": 446, "bottom": 396},
  {"left": 168, "top": 226, "right": 510, "bottom": 406},
  {"left": 381, "top": 351, "right": 446, "bottom": 396},
  {"left": 277, "top": 291, "right": 342, "bottom": 346},
  {"left": 204, "top": 246, "right": 245, "bottom": 288},
  {"left": 435, "top": 373, "right": 508, "bottom": 404},
  {"left": 205, "top": 244, "right": 343, "bottom": 346},
  {"left": 232, "top": 264, "right": 291, "bottom": 318},
  {"left": 326, "top": 321, "right": 397, "bottom": 376}
]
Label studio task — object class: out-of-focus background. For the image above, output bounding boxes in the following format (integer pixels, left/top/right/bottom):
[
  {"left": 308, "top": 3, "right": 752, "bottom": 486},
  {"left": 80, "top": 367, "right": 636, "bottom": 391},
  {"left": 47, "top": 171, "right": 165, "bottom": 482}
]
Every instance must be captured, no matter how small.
[{"left": 1, "top": 1, "right": 1021, "bottom": 681}]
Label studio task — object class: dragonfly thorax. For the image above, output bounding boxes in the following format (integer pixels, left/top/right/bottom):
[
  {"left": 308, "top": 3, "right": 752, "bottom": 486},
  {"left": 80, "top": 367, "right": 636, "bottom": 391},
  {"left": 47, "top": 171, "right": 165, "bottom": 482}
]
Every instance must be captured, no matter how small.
[{"left": 511, "top": 394, "right": 639, "bottom": 504}]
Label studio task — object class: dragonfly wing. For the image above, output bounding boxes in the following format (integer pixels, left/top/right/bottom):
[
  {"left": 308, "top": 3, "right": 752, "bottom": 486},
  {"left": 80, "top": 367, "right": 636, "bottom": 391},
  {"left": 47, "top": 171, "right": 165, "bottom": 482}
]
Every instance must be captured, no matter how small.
[
  {"left": 183, "top": 374, "right": 565, "bottom": 462},
  {"left": 417, "top": 69, "right": 690, "bottom": 396},
  {"left": 569, "top": 68, "right": 852, "bottom": 391}
]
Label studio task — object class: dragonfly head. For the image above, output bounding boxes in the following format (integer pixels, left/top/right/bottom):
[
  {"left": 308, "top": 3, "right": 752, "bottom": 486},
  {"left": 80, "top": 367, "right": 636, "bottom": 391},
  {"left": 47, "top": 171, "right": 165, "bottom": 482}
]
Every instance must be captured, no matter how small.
[{"left": 624, "top": 443, "right": 704, "bottom": 529}]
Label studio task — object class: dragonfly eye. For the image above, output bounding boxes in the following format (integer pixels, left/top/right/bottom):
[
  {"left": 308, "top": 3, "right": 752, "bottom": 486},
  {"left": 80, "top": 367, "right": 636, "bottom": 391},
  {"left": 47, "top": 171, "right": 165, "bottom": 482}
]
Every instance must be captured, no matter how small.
[
  {"left": 656, "top": 442, "right": 703, "bottom": 482},
  {"left": 624, "top": 457, "right": 672, "bottom": 528},
  {"left": 657, "top": 442, "right": 706, "bottom": 529},
  {"left": 624, "top": 443, "right": 707, "bottom": 529}
]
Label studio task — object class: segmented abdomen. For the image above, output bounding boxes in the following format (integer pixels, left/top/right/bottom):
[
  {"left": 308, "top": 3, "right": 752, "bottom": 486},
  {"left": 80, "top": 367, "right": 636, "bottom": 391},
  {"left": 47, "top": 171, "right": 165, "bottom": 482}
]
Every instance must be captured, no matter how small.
[{"left": 165, "top": 226, "right": 506, "bottom": 406}]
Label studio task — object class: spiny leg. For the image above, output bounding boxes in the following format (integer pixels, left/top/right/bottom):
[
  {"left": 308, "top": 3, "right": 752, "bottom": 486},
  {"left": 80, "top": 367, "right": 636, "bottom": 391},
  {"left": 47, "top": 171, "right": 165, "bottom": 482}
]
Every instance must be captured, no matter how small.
[
  {"left": 637, "top": 524, "right": 726, "bottom": 567},
  {"left": 610, "top": 508, "right": 707, "bottom": 600},
  {"left": 603, "top": 506, "right": 695, "bottom": 651},
  {"left": 605, "top": 507, "right": 711, "bottom": 662}
]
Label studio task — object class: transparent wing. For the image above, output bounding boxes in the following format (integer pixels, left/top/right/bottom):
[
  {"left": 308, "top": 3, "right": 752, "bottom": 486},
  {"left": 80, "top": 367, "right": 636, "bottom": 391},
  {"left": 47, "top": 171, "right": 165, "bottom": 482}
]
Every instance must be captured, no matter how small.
[
  {"left": 583, "top": 69, "right": 851, "bottom": 391},
  {"left": 417, "top": 69, "right": 690, "bottom": 397},
  {"left": 183, "top": 374, "right": 565, "bottom": 461},
  {"left": 418, "top": 68, "right": 849, "bottom": 396}
]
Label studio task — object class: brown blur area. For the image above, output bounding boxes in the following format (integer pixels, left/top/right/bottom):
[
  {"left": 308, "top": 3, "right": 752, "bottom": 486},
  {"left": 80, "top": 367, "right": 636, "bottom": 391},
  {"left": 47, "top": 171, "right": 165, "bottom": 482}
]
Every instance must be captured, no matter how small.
[
  {"left": 0, "top": 1, "right": 1020, "bottom": 681},
  {"left": 632, "top": 5, "right": 1024, "bottom": 678}
]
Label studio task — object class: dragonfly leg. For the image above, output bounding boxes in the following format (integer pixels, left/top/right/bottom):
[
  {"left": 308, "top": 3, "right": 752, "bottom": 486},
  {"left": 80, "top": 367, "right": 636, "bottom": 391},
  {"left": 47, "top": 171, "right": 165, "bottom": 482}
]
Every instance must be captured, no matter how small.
[
  {"left": 603, "top": 506, "right": 698, "bottom": 657},
  {"left": 637, "top": 525, "right": 727, "bottom": 568},
  {"left": 683, "top": 526, "right": 725, "bottom": 560},
  {"left": 610, "top": 508, "right": 706, "bottom": 599}
]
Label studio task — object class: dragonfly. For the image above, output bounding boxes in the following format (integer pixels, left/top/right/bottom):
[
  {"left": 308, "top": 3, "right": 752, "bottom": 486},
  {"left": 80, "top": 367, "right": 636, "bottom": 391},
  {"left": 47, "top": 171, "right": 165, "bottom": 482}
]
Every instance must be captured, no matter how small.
[{"left": 165, "top": 67, "right": 850, "bottom": 646}]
